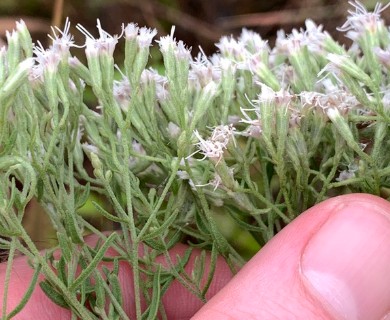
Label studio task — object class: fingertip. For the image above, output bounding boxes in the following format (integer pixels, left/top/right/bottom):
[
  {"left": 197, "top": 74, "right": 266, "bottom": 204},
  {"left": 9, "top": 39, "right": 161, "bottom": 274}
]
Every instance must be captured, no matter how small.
[
  {"left": 301, "top": 194, "right": 390, "bottom": 320},
  {"left": 192, "top": 194, "right": 390, "bottom": 319}
]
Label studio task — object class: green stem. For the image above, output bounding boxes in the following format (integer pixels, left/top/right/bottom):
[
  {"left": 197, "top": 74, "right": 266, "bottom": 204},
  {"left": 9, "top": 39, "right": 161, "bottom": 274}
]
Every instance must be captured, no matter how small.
[
  {"left": 118, "top": 124, "right": 142, "bottom": 319},
  {"left": 2, "top": 237, "right": 17, "bottom": 319},
  {"left": 18, "top": 227, "right": 95, "bottom": 320},
  {"left": 137, "top": 158, "right": 180, "bottom": 241}
]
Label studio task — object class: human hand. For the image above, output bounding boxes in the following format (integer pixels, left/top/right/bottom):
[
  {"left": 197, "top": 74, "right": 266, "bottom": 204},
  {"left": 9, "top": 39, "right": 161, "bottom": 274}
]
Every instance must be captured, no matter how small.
[{"left": 1, "top": 194, "right": 390, "bottom": 319}]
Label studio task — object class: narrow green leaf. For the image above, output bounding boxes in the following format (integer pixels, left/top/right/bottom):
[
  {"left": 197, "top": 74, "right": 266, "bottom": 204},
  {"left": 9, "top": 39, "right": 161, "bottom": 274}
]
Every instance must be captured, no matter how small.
[
  {"left": 94, "top": 275, "right": 106, "bottom": 310},
  {"left": 201, "top": 244, "right": 217, "bottom": 298},
  {"left": 140, "top": 209, "right": 179, "bottom": 242},
  {"left": 174, "top": 247, "right": 193, "bottom": 274},
  {"left": 63, "top": 209, "right": 83, "bottom": 244},
  {"left": 57, "top": 256, "right": 68, "bottom": 287},
  {"left": 0, "top": 130, "right": 17, "bottom": 157},
  {"left": 57, "top": 232, "right": 72, "bottom": 262},
  {"left": 108, "top": 273, "right": 122, "bottom": 308},
  {"left": 7, "top": 264, "right": 42, "bottom": 319},
  {"left": 0, "top": 222, "right": 21, "bottom": 237},
  {"left": 36, "top": 177, "right": 44, "bottom": 202},
  {"left": 165, "top": 229, "right": 182, "bottom": 250},
  {"left": 39, "top": 280, "right": 70, "bottom": 309},
  {"left": 112, "top": 258, "right": 119, "bottom": 275},
  {"left": 192, "top": 250, "right": 206, "bottom": 287},
  {"left": 194, "top": 209, "right": 211, "bottom": 236},
  {"left": 146, "top": 265, "right": 161, "bottom": 320},
  {"left": 70, "top": 233, "right": 117, "bottom": 291},
  {"left": 92, "top": 201, "right": 128, "bottom": 223},
  {"left": 144, "top": 239, "right": 165, "bottom": 252},
  {"left": 75, "top": 183, "right": 90, "bottom": 209},
  {"left": 226, "top": 207, "right": 263, "bottom": 232}
]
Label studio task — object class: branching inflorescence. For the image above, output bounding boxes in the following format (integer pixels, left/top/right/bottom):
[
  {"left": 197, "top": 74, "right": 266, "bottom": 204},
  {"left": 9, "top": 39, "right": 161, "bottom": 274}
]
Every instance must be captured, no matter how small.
[{"left": 1, "top": 1, "right": 390, "bottom": 318}]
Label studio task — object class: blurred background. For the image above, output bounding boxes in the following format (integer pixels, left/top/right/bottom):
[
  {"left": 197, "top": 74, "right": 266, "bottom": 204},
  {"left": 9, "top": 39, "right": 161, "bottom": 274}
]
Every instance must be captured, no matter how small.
[
  {"left": 1, "top": 0, "right": 389, "bottom": 54},
  {"left": 1, "top": 0, "right": 389, "bottom": 257}
]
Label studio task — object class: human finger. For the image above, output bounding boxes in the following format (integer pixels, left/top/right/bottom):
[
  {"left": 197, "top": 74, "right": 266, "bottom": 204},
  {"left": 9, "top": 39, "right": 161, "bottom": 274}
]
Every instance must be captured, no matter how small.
[{"left": 193, "top": 194, "right": 390, "bottom": 320}]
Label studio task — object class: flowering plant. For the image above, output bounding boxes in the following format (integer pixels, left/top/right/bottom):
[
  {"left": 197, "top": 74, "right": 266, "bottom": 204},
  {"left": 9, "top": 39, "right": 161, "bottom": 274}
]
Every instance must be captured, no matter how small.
[{"left": 1, "top": 1, "right": 390, "bottom": 318}]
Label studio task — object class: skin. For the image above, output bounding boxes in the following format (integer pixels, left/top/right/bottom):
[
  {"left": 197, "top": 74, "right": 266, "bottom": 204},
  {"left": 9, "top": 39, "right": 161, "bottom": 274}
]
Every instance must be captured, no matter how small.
[{"left": 1, "top": 193, "right": 390, "bottom": 319}]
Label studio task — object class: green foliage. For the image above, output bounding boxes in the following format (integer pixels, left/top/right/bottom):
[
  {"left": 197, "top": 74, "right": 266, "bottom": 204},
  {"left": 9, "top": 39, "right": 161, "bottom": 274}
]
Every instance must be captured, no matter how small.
[{"left": 1, "top": 2, "right": 390, "bottom": 318}]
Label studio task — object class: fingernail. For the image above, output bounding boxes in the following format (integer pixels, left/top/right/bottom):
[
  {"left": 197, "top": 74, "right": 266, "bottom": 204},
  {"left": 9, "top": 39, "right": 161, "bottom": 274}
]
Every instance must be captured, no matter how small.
[{"left": 301, "top": 200, "right": 390, "bottom": 320}]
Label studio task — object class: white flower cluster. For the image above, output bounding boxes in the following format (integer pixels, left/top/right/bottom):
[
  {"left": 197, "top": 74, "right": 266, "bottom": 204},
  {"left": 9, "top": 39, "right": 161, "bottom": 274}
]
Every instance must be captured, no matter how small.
[
  {"left": 156, "top": 26, "right": 191, "bottom": 60},
  {"left": 338, "top": 0, "right": 390, "bottom": 40},
  {"left": 189, "top": 124, "right": 236, "bottom": 163},
  {"left": 240, "top": 84, "right": 294, "bottom": 136},
  {"left": 76, "top": 19, "right": 121, "bottom": 58},
  {"left": 189, "top": 52, "right": 220, "bottom": 89},
  {"left": 29, "top": 18, "right": 74, "bottom": 81},
  {"left": 299, "top": 89, "right": 360, "bottom": 117},
  {"left": 274, "top": 19, "right": 330, "bottom": 56}
]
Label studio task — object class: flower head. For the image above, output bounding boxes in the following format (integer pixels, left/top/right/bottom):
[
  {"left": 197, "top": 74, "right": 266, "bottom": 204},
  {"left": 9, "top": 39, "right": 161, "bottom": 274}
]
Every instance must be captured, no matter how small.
[
  {"left": 275, "top": 28, "right": 306, "bottom": 56},
  {"left": 137, "top": 27, "right": 157, "bottom": 49},
  {"left": 338, "top": 0, "right": 390, "bottom": 40},
  {"left": 30, "top": 42, "right": 61, "bottom": 81},
  {"left": 318, "top": 53, "right": 350, "bottom": 81},
  {"left": 256, "top": 82, "right": 293, "bottom": 106},
  {"left": 77, "top": 19, "right": 122, "bottom": 58},
  {"left": 6, "top": 29, "right": 19, "bottom": 47},
  {"left": 304, "top": 19, "right": 331, "bottom": 54},
  {"left": 189, "top": 53, "right": 220, "bottom": 89},
  {"left": 156, "top": 26, "right": 176, "bottom": 54},
  {"left": 299, "top": 89, "right": 359, "bottom": 117},
  {"left": 209, "top": 124, "right": 236, "bottom": 147},
  {"left": 274, "top": 19, "right": 331, "bottom": 57},
  {"left": 82, "top": 142, "right": 99, "bottom": 155},
  {"left": 175, "top": 40, "right": 191, "bottom": 61},
  {"left": 336, "top": 164, "right": 358, "bottom": 182},
  {"left": 156, "top": 78, "right": 169, "bottom": 102},
  {"left": 113, "top": 76, "right": 131, "bottom": 110},
  {"left": 209, "top": 168, "right": 234, "bottom": 191},
  {"left": 140, "top": 68, "right": 165, "bottom": 86},
  {"left": 15, "top": 20, "right": 28, "bottom": 35},
  {"left": 124, "top": 23, "right": 139, "bottom": 40},
  {"left": 191, "top": 130, "right": 226, "bottom": 162},
  {"left": 167, "top": 122, "right": 181, "bottom": 138},
  {"left": 215, "top": 36, "right": 247, "bottom": 61},
  {"left": 188, "top": 125, "right": 236, "bottom": 163},
  {"left": 156, "top": 27, "right": 191, "bottom": 61},
  {"left": 48, "top": 17, "right": 75, "bottom": 56},
  {"left": 374, "top": 47, "right": 390, "bottom": 68},
  {"left": 238, "top": 29, "right": 269, "bottom": 54}
]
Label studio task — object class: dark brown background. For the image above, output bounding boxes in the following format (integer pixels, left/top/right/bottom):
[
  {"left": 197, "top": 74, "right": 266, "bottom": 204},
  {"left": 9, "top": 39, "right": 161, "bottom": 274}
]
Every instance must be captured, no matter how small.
[{"left": 1, "top": 0, "right": 389, "bottom": 54}]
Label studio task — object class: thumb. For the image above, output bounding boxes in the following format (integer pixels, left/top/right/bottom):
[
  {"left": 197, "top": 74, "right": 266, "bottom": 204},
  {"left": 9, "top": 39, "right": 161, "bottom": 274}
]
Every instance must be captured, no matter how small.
[{"left": 192, "top": 194, "right": 390, "bottom": 320}]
